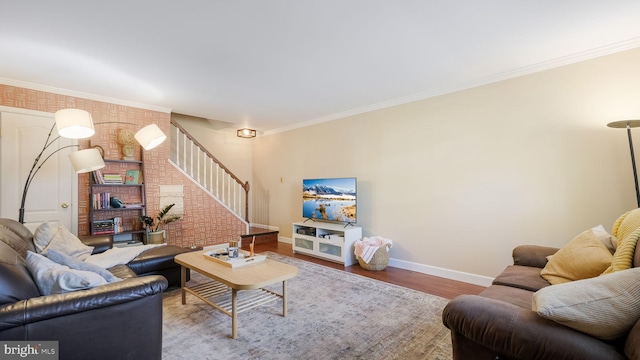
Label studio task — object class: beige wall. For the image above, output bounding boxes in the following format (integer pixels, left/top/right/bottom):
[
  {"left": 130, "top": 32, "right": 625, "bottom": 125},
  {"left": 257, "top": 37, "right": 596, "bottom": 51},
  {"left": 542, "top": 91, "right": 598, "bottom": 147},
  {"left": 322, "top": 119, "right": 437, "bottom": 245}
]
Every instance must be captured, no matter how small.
[{"left": 252, "top": 47, "right": 640, "bottom": 284}]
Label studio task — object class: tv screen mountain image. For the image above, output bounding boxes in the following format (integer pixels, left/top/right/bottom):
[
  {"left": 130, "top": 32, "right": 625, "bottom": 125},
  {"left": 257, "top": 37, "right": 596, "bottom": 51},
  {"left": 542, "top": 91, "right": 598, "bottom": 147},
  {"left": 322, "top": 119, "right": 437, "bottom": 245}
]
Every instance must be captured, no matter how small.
[{"left": 302, "top": 177, "right": 356, "bottom": 223}]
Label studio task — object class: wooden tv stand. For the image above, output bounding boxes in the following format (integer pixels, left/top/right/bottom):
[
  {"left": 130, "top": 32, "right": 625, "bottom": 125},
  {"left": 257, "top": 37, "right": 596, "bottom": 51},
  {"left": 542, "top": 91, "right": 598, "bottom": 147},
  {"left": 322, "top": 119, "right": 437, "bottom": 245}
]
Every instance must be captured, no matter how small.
[{"left": 292, "top": 222, "right": 362, "bottom": 266}]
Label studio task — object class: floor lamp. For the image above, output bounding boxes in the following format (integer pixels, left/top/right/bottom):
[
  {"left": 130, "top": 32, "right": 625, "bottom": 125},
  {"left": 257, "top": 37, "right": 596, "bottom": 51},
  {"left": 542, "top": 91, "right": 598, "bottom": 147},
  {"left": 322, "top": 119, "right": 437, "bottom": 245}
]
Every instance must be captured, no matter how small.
[
  {"left": 607, "top": 120, "right": 640, "bottom": 208},
  {"left": 19, "top": 109, "right": 166, "bottom": 224}
]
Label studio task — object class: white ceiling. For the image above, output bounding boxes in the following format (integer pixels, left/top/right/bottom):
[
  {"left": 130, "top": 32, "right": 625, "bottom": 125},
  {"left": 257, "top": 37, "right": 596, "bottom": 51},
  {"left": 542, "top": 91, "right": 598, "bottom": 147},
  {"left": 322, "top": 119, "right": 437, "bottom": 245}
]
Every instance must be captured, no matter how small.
[{"left": 2, "top": 1, "right": 640, "bottom": 134}]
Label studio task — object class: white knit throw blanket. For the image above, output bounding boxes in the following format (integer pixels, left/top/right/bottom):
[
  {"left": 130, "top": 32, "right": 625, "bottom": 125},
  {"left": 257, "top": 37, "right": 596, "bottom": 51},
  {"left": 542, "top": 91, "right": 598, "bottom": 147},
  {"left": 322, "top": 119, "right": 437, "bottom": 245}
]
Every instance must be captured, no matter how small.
[{"left": 84, "top": 244, "right": 166, "bottom": 268}]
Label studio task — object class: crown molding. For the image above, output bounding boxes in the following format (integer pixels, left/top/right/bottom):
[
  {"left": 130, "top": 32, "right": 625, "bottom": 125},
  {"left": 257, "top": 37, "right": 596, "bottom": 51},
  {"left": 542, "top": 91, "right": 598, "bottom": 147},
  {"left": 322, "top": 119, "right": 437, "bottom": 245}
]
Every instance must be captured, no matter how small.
[
  {"left": 0, "top": 78, "right": 172, "bottom": 114},
  {"left": 265, "top": 37, "right": 640, "bottom": 136}
]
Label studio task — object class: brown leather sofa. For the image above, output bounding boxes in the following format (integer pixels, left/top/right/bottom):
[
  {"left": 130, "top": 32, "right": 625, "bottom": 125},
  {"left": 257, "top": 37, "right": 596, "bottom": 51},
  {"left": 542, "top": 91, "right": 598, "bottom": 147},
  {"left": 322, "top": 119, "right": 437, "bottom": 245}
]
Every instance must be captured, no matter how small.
[
  {"left": 0, "top": 218, "right": 188, "bottom": 360},
  {"left": 442, "top": 243, "right": 640, "bottom": 360}
]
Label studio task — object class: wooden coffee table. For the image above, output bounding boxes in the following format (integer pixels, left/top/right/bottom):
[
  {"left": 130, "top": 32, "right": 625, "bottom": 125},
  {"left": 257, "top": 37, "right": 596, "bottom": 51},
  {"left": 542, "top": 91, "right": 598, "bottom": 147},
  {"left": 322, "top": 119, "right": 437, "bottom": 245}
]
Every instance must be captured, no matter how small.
[{"left": 174, "top": 250, "right": 298, "bottom": 339}]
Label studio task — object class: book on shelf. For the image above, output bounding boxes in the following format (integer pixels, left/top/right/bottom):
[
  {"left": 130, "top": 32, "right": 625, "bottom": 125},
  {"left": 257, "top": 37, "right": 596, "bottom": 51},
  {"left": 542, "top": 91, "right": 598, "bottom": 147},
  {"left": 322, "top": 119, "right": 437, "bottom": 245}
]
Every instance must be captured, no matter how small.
[
  {"left": 92, "top": 170, "right": 105, "bottom": 184},
  {"left": 92, "top": 192, "right": 111, "bottom": 209},
  {"left": 113, "top": 217, "right": 124, "bottom": 234},
  {"left": 92, "top": 219, "right": 114, "bottom": 235},
  {"left": 125, "top": 170, "right": 142, "bottom": 184},
  {"left": 103, "top": 173, "right": 124, "bottom": 184}
]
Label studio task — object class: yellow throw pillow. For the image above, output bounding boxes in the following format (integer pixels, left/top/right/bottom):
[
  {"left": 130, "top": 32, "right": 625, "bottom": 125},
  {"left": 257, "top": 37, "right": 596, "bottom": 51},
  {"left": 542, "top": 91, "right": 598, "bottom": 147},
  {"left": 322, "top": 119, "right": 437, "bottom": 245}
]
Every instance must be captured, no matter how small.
[
  {"left": 601, "top": 226, "right": 640, "bottom": 275},
  {"left": 540, "top": 229, "right": 613, "bottom": 285},
  {"left": 612, "top": 208, "right": 640, "bottom": 240}
]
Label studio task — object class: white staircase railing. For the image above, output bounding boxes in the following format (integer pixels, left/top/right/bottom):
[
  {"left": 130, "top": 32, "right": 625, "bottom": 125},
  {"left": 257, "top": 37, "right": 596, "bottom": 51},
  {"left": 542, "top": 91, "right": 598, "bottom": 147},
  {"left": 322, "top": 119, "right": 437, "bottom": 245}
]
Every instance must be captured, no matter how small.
[{"left": 170, "top": 120, "right": 249, "bottom": 222}]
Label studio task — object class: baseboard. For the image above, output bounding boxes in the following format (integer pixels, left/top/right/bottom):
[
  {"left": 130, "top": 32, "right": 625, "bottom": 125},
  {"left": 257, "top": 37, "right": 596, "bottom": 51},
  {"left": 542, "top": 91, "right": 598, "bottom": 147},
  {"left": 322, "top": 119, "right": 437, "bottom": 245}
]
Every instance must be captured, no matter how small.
[
  {"left": 278, "top": 236, "right": 492, "bottom": 287},
  {"left": 279, "top": 236, "right": 292, "bottom": 244},
  {"left": 250, "top": 223, "right": 280, "bottom": 232},
  {"left": 387, "top": 258, "right": 493, "bottom": 287}
]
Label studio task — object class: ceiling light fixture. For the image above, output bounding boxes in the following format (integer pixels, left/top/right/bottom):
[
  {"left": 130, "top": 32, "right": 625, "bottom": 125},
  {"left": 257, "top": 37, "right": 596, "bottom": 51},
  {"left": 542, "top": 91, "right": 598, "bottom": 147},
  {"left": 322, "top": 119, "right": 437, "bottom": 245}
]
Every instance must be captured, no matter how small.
[{"left": 237, "top": 128, "right": 257, "bottom": 138}]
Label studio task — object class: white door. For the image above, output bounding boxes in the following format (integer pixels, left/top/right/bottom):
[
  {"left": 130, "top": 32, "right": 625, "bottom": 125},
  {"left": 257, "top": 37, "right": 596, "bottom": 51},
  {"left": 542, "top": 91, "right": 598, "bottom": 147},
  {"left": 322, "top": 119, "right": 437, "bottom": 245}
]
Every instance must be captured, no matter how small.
[{"left": 0, "top": 108, "right": 78, "bottom": 234}]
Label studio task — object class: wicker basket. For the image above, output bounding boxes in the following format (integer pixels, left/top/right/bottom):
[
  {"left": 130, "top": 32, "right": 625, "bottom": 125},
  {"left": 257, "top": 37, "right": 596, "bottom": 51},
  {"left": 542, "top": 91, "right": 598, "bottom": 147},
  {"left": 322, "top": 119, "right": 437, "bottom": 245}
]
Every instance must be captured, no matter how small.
[{"left": 356, "top": 244, "right": 390, "bottom": 271}]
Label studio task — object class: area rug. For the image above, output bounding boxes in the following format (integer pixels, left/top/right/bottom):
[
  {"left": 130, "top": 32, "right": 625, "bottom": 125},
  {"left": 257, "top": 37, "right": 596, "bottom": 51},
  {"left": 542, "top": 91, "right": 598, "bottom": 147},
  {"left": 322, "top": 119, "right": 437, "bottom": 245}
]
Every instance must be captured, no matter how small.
[{"left": 162, "top": 252, "right": 452, "bottom": 359}]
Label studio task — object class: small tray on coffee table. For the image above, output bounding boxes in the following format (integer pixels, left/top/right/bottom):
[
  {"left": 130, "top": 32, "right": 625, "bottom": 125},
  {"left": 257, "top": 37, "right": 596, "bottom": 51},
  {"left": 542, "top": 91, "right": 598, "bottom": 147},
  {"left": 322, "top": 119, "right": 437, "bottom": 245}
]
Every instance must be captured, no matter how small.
[{"left": 203, "top": 249, "right": 266, "bottom": 268}]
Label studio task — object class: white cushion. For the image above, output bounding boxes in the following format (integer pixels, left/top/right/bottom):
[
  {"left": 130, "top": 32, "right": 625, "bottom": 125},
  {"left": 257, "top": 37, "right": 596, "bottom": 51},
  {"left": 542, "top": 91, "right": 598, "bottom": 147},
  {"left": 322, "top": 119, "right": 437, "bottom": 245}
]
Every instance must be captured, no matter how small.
[
  {"left": 47, "top": 249, "right": 120, "bottom": 283},
  {"left": 33, "top": 222, "right": 57, "bottom": 253},
  {"left": 26, "top": 251, "right": 107, "bottom": 295},
  {"left": 592, "top": 224, "right": 617, "bottom": 254},
  {"left": 40, "top": 226, "right": 94, "bottom": 261},
  {"left": 533, "top": 267, "right": 640, "bottom": 340}
]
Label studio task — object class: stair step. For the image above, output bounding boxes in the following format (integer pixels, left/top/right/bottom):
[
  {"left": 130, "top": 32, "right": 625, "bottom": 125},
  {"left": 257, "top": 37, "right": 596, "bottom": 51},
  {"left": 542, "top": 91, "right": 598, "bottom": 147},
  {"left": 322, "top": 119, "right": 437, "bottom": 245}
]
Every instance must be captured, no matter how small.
[{"left": 240, "top": 228, "right": 278, "bottom": 248}]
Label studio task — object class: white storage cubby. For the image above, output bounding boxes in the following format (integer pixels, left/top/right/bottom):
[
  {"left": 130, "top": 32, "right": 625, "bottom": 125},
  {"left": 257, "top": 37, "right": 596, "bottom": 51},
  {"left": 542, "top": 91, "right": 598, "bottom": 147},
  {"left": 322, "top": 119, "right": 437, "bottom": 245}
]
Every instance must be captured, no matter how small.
[{"left": 292, "top": 222, "right": 362, "bottom": 266}]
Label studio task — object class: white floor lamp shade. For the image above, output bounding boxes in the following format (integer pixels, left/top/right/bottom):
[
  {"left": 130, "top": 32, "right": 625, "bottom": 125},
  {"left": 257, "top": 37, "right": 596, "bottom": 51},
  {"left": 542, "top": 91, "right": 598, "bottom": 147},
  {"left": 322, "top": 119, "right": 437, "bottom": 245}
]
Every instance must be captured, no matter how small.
[
  {"left": 135, "top": 124, "right": 167, "bottom": 150},
  {"left": 68, "top": 148, "right": 105, "bottom": 173},
  {"left": 55, "top": 109, "right": 95, "bottom": 139}
]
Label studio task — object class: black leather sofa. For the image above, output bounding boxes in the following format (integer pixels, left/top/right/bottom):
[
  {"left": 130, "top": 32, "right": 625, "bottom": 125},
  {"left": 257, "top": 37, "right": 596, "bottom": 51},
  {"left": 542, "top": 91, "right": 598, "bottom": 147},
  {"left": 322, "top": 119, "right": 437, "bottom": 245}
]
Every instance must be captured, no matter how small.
[{"left": 0, "top": 218, "right": 189, "bottom": 360}]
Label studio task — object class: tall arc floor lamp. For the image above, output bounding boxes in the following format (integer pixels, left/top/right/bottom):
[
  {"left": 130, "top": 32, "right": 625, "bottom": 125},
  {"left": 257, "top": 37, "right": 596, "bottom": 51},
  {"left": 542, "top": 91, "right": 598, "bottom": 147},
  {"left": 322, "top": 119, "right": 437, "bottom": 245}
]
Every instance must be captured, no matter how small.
[
  {"left": 607, "top": 120, "right": 640, "bottom": 208},
  {"left": 19, "top": 108, "right": 167, "bottom": 224}
]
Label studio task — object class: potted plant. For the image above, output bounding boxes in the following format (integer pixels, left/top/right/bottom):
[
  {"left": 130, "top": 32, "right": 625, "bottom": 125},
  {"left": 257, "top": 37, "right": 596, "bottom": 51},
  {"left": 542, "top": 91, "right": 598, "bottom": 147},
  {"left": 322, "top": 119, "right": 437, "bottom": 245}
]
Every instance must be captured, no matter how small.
[{"left": 140, "top": 203, "right": 181, "bottom": 244}]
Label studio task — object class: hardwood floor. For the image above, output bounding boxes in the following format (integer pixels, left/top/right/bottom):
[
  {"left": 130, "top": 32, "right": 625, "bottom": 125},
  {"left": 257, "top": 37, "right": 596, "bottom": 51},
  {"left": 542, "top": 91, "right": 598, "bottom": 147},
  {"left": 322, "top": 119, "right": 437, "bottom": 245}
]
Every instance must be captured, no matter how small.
[{"left": 251, "top": 241, "right": 485, "bottom": 300}]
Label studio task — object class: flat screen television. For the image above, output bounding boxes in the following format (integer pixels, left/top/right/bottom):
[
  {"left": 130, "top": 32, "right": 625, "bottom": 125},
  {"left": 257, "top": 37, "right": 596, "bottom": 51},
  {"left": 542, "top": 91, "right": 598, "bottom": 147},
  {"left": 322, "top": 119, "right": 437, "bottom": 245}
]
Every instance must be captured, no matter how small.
[{"left": 302, "top": 177, "right": 357, "bottom": 224}]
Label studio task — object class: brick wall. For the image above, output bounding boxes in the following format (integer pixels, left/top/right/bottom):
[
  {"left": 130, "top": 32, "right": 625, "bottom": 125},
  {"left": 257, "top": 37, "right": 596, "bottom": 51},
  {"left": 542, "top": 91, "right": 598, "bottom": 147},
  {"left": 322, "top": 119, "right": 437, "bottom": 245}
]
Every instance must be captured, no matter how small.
[{"left": 0, "top": 84, "right": 246, "bottom": 247}]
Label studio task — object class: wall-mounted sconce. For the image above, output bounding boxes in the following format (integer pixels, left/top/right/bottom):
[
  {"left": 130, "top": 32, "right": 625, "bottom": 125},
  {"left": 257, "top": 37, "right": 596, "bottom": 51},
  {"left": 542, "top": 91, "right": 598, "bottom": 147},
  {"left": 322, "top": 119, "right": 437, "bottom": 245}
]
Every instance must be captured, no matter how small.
[{"left": 237, "top": 128, "right": 257, "bottom": 138}]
